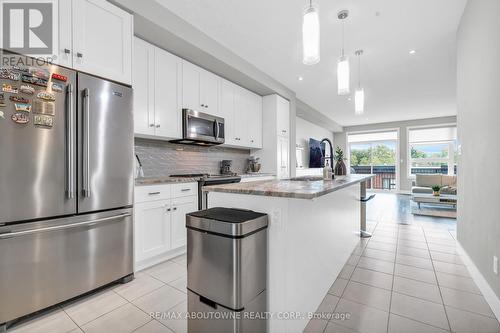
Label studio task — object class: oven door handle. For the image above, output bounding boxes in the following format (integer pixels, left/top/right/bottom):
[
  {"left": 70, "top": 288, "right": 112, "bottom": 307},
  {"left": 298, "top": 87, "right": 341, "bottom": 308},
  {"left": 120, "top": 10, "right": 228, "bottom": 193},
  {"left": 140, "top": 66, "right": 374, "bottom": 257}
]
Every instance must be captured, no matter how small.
[{"left": 0, "top": 213, "right": 132, "bottom": 239}]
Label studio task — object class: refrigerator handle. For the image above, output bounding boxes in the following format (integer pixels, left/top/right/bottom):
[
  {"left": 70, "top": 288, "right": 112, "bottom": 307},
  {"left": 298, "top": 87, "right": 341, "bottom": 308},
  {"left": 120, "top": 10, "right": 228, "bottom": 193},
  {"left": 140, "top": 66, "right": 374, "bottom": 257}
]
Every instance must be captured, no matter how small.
[
  {"left": 82, "top": 88, "right": 91, "bottom": 198},
  {"left": 66, "top": 84, "right": 75, "bottom": 199}
]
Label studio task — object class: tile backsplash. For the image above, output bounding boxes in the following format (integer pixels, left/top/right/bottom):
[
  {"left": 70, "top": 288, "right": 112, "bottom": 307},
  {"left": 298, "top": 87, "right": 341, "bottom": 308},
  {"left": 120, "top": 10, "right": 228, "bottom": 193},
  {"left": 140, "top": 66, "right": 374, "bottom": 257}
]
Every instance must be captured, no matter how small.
[{"left": 134, "top": 138, "right": 251, "bottom": 177}]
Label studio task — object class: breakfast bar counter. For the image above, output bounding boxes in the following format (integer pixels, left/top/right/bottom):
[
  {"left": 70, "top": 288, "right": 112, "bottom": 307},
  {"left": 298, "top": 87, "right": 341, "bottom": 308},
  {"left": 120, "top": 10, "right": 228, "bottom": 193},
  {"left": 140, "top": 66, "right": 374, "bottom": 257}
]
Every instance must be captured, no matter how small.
[{"left": 203, "top": 174, "right": 374, "bottom": 333}]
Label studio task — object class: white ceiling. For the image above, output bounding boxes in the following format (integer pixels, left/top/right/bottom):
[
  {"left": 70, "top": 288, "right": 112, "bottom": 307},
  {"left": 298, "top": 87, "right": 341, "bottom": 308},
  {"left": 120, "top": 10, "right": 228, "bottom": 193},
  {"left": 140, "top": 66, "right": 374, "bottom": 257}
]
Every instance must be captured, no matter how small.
[{"left": 155, "top": 0, "right": 466, "bottom": 126}]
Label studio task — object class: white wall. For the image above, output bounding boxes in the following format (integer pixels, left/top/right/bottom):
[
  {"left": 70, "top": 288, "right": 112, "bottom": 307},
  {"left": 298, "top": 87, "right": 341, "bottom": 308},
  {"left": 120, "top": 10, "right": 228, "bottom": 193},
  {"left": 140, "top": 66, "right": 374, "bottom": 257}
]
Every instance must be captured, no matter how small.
[
  {"left": 457, "top": 0, "right": 500, "bottom": 300},
  {"left": 334, "top": 116, "right": 456, "bottom": 192},
  {"left": 295, "top": 116, "right": 334, "bottom": 175}
]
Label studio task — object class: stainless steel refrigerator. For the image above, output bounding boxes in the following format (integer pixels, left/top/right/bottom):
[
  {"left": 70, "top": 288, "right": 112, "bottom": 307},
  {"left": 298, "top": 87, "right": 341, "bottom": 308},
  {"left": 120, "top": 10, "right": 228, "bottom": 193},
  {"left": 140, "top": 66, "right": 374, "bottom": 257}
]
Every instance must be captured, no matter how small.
[{"left": 0, "top": 54, "right": 134, "bottom": 328}]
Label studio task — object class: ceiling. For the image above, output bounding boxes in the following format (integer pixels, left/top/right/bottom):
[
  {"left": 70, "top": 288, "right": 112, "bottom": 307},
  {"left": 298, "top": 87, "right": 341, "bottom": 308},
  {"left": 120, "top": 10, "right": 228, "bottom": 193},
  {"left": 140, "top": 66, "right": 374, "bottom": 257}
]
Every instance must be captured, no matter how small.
[{"left": 155, "top": 0, "right": 466, "bottom": 127}]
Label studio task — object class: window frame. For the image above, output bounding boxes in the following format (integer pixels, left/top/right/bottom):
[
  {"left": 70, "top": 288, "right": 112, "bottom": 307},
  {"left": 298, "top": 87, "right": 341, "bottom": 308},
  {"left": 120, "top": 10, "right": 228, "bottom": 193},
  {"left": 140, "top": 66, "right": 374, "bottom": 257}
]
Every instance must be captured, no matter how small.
[{"left": 406, "top": 124, "right": 457, "bottom": 178}]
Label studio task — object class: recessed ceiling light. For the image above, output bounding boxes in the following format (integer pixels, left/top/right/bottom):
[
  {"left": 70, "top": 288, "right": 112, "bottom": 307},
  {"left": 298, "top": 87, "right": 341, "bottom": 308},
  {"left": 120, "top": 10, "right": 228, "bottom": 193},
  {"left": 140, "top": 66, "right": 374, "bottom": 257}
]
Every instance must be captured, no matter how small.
[
  {"left": 298, "top": 76, "right": 304, "bottom": 81},
  {"left": 409, "top": 49, "right": 416, "bottom": 55},
  {"left": 347, "top": 97, "right": 352, "bottom": 101}
]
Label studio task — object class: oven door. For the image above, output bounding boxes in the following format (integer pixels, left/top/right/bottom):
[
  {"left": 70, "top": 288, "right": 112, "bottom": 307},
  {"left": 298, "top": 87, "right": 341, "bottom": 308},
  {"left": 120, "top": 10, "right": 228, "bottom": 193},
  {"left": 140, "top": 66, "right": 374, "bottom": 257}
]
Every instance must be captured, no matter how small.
[{"left": 183, "top": 109, "right": 225, "bottom": 144}]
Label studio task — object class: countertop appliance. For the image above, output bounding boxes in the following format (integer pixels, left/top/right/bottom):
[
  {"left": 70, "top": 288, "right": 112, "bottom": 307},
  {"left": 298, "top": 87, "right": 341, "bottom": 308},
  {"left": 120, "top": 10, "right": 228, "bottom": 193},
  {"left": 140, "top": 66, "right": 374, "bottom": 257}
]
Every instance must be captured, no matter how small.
[
  {"left": 0, "top": 54, "right": 134, "bottom": 329},
  {"left": 220, "top": 160, "right": 233, "bottom": 175},
  {"left": 170, "top": 174, "right": 241, "bottom": 209},
  {"left": 170, "top": 109, "right": 225, "bottom": 146},
  {"left": 186, "top": 207, "right": 268, "bottom": 332}
]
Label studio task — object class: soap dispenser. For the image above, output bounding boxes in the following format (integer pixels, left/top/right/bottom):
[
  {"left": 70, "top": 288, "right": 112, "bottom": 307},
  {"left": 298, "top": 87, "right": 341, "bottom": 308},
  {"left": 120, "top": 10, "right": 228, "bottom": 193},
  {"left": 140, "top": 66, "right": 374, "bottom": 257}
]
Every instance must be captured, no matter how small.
[{"left": 323, "top": 159, "right": 332, "bottom": 180}]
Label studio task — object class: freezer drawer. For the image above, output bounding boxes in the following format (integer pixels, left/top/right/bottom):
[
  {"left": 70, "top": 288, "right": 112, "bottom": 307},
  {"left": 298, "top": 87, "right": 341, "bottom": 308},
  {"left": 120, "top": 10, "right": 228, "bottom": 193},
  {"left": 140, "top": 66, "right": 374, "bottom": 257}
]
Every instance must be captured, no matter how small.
[{"left": 0, "top": 209, "right": 133, "bottom": 325}]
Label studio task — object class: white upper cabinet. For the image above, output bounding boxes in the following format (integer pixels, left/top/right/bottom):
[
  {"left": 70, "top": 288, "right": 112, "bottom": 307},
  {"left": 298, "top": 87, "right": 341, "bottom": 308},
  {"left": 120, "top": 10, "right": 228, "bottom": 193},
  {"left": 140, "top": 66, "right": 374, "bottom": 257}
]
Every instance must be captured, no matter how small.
[
  {"left": 133, "top": 38, "right": 155, "bottom": 136},
  {"left": 133, "top": 45, "right": 262, "bottom": 148},
  {"left": 133, "top": 38, "right": 182, "bottom": 139},
  {"left": 247, "top": 91, "right": 263, "bottom": 148},
  {"left": 233, "top": 84, "right": 262, "bottom": 149},
  {"left": 182, "top": 61, "right": 200, "bottom": 111},
  {"left": 276, "top": 96, "right": 290, "bottom": 138},
  {"left": 154, "top": 48, "right": 182, "bottom": 138},
  {"left": 233, "top": 85, "right": 249, "bottom": 146},
  {"left": 71, "top": 0, "right": 133, "bottom": 84},
  {"left": 199, "top": 69, "right": 220, "bottom": 116},
  {"left": 220, "top": 80, "right": 237, "bottom": 146},
  {"left": 182, "top": 60, "right": 220, "bottom": 115},
  {"left": 55, "top": 0, "right": 73, "bottom": 68}
]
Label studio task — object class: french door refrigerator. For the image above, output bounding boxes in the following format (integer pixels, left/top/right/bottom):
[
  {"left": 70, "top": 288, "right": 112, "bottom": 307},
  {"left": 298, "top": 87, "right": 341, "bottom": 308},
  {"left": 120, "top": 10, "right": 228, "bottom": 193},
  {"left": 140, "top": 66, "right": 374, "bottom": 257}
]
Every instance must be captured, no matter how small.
[{"left": 0, "top": 54, "right": 134, "bottom": 328}]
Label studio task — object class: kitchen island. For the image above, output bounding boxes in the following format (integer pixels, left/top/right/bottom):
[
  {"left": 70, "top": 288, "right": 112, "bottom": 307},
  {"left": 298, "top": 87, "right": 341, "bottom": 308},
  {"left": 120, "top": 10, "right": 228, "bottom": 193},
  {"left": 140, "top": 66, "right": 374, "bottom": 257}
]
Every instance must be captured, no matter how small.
[{"left": 203, "top": 174, "right": 374, "bottom": 333}]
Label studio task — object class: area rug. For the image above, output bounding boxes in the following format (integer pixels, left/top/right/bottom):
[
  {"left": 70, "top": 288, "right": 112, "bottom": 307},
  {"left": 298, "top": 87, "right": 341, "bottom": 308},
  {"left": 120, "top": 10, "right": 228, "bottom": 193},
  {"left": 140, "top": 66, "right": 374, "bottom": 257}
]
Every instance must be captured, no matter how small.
[{"left": 411, "top": 202, "right": 457, "bottom": 218}]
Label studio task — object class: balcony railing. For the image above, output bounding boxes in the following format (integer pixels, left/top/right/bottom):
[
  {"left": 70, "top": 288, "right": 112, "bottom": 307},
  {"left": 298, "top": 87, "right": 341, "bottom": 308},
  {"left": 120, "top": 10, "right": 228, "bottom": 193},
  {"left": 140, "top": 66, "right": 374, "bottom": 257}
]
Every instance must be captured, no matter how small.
[{"left": 351, "top": 165, "right": 458, "bottom": 190}]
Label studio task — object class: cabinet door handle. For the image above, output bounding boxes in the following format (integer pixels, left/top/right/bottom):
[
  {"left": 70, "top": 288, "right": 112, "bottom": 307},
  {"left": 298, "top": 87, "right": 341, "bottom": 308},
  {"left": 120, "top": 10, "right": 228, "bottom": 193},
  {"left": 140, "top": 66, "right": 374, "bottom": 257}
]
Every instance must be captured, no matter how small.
[
  {"left": 149, "top": 124, "right": 155, "bottom": 127},
  {"left": 148, "top": 192, "right": 161, "bottom": 195},
  {"left": 181, "top": 188, "right": 191, "bottom": 192},
  {"left": 166, "top": 208, "right": 171, "bottom": 212},
  {"left": 76, "top": 52, "right": 83, "bottom": 58},
  {"left": 64, "top": 48, "right": 71, "bottom": 54},
  {"left": 173, "top": 207, "right": 177, "bottom": 211},
  {"left": 156, "top": 124, "right": 161, "bottom": 128}
]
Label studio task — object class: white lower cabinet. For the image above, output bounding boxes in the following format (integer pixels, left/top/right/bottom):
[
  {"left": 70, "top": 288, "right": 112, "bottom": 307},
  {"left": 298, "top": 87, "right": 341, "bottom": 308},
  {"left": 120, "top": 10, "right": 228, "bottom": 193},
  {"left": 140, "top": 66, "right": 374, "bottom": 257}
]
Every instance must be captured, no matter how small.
[
  {"left": 134, "top": 183, "right": 197, "bottom": 269},
  {"left": 135, "top": 200, "right": 171, "bottom": 262},
  {"left": 171, "top": 196, "right": 197, "bottom": 249}
]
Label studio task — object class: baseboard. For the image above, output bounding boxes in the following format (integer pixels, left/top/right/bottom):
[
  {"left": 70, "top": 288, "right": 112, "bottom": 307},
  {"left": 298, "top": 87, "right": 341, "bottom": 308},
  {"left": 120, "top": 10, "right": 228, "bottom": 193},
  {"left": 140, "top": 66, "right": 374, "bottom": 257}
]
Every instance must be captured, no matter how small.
[
  {"left": 135, "top": 246, "right": 186, "bottom": 272},
  {"left": 456, "top": 241, "right": 500, "bottom": 320}
]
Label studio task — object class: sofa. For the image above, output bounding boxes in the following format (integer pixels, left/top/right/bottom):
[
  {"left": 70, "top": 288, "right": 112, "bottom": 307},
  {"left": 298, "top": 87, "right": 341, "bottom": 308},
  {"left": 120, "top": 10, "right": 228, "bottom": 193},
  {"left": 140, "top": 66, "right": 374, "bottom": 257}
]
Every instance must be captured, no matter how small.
[{"left": 411, "top": 174, "right": 457, "bottom": 195}]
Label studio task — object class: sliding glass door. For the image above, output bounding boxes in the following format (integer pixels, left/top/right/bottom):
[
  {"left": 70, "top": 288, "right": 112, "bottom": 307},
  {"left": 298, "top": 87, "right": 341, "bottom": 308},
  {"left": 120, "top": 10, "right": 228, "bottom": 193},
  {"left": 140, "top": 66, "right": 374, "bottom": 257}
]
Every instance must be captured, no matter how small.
[{"left": 348, "top": 131, "right": 398, "bottom": 191}]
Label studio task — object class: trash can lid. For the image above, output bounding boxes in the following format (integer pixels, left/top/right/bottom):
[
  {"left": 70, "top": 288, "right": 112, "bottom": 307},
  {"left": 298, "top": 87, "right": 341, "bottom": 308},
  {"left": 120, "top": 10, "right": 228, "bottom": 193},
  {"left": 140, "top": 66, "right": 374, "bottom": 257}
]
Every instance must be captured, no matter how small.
[{"left": 186, "top": 207, "right": 268, "bottom": 237}]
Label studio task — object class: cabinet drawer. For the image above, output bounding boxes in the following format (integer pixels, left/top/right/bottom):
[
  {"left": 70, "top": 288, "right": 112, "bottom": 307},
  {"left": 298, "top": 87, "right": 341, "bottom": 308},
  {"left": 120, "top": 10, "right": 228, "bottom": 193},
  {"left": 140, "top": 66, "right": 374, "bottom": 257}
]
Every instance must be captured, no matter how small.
[
  {"left": 171, "top": 182, "right": 198, "bottom": 198},
  {"left": 135, "top": 184, "right": 171, "bottom": 203}
]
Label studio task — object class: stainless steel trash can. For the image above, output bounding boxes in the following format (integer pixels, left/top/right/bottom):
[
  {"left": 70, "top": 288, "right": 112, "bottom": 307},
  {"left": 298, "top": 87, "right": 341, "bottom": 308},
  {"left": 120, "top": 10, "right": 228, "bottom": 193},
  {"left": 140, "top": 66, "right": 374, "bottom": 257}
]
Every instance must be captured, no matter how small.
[{"left": 186, "top": 207, "right": 268, "bottom": 333}]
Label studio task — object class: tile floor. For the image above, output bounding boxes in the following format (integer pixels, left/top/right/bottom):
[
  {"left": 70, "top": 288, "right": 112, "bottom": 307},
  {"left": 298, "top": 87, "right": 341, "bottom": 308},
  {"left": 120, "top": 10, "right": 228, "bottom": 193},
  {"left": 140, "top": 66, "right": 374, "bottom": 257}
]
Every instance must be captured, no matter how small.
[
  {"left": 7, "top": 255, "right": 188, "bottom": 333},
  {"left": 5, "top": 194, "right": 500, "bottom": 333},
  {"left": 304, "top": 217, "right": 500, "bottom": 333}
]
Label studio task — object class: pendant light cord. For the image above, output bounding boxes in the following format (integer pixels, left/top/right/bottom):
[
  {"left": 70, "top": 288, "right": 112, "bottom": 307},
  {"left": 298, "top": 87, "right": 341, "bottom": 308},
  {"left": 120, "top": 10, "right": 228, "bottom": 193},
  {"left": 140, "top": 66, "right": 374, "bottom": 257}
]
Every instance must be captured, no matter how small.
[
  {"left": 358, "top": 53, "right": 361, "bottom": 88},
  {"left": 341, "top": 21, "right": 345, "bottom": 57}
]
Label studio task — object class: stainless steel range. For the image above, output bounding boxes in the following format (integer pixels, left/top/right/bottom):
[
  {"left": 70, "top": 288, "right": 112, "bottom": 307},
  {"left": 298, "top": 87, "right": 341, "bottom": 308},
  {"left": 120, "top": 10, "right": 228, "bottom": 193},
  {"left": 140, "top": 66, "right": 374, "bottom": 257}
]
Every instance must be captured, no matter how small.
[
  {"left": 0, "top": 53, "right": 134, "bottom": 329},
  {"left": 170, "top": 174, "right": 241, "bottom": 209}
]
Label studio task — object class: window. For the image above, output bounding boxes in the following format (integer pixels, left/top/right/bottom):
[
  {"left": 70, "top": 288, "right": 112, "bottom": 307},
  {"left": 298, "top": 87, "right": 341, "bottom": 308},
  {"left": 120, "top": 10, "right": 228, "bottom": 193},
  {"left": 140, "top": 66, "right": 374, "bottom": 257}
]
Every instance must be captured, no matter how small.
[
  {"left": 408, "top": 125, "right": 457, "bottom": 176},
  {"left": 348, "top": 130, "right": 398, "bottom": 190}
]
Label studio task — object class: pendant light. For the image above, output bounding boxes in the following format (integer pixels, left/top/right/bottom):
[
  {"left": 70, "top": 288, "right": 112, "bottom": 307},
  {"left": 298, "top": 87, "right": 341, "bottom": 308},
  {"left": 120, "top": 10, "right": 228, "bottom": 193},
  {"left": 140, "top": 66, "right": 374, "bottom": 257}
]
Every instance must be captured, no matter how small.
[
  {"left": 354, "top": 49, "right": 365, "bottom": 115},
  {"left": 337, "top": 10, "right": 350, "bottom": 95},
  {"left": 302, "top": 0, "right": 320, "bottom": 65}
]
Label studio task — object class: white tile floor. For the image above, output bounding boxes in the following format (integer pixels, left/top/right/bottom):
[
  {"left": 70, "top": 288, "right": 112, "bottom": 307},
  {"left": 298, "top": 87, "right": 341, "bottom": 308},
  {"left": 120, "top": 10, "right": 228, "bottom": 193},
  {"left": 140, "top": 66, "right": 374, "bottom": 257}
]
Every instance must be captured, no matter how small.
[
  {"left": 7, "top": 258, "right": 188, "bottom": 333},
  {"left": 304, "top": 220, "right": 500, "bottom": 333},
  {"left": 6, "top": 194, "right": 500, "bottom": 333}
]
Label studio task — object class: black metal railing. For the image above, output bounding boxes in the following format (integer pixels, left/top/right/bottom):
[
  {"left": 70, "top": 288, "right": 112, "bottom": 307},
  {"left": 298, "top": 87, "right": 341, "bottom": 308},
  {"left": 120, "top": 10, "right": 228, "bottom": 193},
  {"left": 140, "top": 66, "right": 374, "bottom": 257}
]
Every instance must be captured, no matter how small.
[{"left": 351, "top": 165, "right": 457, "bottom": 190}]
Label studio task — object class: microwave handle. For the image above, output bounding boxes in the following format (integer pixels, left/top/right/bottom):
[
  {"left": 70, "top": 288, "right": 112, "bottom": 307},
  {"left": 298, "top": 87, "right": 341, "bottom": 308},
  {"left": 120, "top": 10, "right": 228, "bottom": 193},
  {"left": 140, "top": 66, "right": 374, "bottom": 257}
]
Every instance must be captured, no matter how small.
[{"left": 214, "top": 119, "right": 220, "bottom": 140}]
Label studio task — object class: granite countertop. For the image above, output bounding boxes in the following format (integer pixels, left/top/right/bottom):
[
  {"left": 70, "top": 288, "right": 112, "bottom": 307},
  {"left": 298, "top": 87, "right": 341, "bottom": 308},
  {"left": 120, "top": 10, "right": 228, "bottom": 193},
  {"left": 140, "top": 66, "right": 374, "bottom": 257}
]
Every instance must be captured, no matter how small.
[
  {"left": 136, "top": 173, "right": 276, "bottom": 186},
  {"left": 135, "top": 176, "right": 202, "bottom": 186},
  {"left": 239, "top": 173, "right": 276, "bottom": 178},
  {"left": 202, "top": 174, "right": 375, "bottom": 199}
]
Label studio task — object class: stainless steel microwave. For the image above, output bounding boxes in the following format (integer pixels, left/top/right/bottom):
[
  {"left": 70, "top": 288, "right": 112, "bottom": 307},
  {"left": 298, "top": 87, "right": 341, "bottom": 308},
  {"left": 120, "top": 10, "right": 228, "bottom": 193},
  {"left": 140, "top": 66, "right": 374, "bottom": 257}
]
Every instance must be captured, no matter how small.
[{"left": 170, "top": 109, "right": 225, "bottom": 146}]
